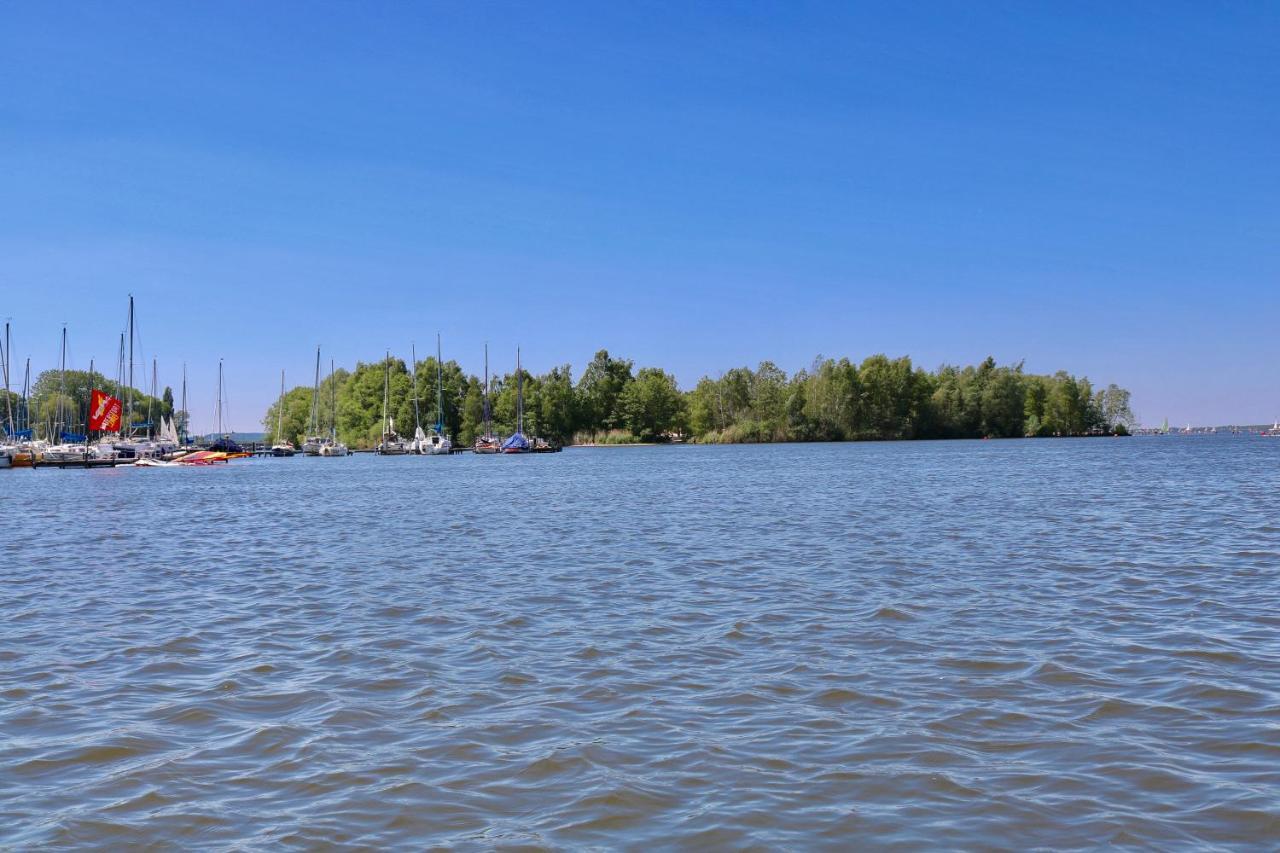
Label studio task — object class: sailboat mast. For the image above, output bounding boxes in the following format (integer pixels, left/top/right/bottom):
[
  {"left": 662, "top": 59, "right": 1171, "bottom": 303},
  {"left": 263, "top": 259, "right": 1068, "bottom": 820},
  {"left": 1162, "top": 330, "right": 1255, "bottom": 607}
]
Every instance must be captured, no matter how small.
[
  {"left": 311, "top": 346, "right": 321, "bottom": 435},
  {"left": 411, "top": 343, "right": 420, "bottom": 434},
  {"left": 23, "top": 359, "right": 31, "bottom": 433},
  {"left": 126, "top": 295, "right": 134, "bottom": 434},
  {"left": 435, "top": 333, "right": 444, "bottom": 432},
  {"left": 516, "top": 346, "right": 523, "bottom": 435},
  {"left": 116, "top": 333, "right": 124, "bottom": 400},
  {"left": 382, "top": 351, "right": 390, "bottom": 433},
  {"left": 181, "top": 363, "right": 187, "bottom": 443},
  {"left": 278, "top": 369, "right": 286, "bottom": 441},
  {"left": 217, "top": 360, "right": 224, "bottom": 437},
  {"left": 2, "top": 321, "right": 12, "bottom": 437},
  {"left": 330, "top": 359, "right": 338, "bottom": 441},
  {"left": 483, "top": 342, "right": 490, "bottom": 434},
  {"left": 87, "top": 358, "right": 94, "bottom": 439},
  {"left": 149, "top": 357, "right": 157, "bottom": 437},
  {"left": 57, "top": 325, "right": 67, "bottom": 440}
]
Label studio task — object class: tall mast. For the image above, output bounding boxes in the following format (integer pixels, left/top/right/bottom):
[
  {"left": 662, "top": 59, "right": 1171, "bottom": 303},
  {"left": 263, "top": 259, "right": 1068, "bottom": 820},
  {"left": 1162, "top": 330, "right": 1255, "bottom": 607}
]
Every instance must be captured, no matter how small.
[
  {"left": 310, "top": 346, "right": 321, "bottom": 435},
  {"left": 277, "top": 369, "right": 286, "bottom": 442},
  {"left": 149, "top": 357, "right": 157, "bottom": 437},
  {"left": 411, "top": 343, "right": 420, "bottom": 434},
  {"left": 329, "top": 359, "right": 338, "bottom": 442},
  {"left": 217, "top": 359, "right": 224, "bottom": 437},
  {"left": 516, "top": 346, "right": 523, "bottom": 435},
  {"left": 87, "top": 358, "right": 94, "bottom": 436},
  {"left": 57, "top": 324, "right": 67, "bottom": 440},
  {"left": 483, "top": 342, "right": 490, "bottom": 435},
  {"left": 126, "top": 294, "right": 134, "bottom": 434},
  {"left": 181, "top": 363, "right": 187, "bottom": 443},
  {"left": 23, "top": 358, "right": 30, "bottom": 433},
  {"left": 2, "top": 321, "right": 12, "bottom": 437},
  {"left": 382, "top": 351, "right": 390, "bottom": 434},
  {"left": 435, "top": 333, "right": 444, "bottom": 433}
]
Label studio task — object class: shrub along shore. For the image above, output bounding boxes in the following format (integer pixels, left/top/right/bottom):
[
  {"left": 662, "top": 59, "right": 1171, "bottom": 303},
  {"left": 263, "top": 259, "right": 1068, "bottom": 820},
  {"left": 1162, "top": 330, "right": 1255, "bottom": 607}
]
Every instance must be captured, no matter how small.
[{"left": 259, "top": 350, "right": 1134, "bottom": 449}]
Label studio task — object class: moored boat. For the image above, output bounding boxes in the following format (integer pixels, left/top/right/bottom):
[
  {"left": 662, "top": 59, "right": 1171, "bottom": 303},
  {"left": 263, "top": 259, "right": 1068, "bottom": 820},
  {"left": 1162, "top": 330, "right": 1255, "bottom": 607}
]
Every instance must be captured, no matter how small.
[
  {"left": 474, "top": 343, "right": 500, "bottom": 453},
  {"left": 318, "top": 358, "right": 349, "bottom": 456},
  {"left": 376, "top": 352, "right": 409, "bottom": 454},
  {"left": 501, "top": 346, "right": 531, "bottom": 454},
  {"left": 423, "top": 334, "right": 453, "bottom": 455},
  {"left": 270, "top": 369, "right": 296, "bottom": 456}
]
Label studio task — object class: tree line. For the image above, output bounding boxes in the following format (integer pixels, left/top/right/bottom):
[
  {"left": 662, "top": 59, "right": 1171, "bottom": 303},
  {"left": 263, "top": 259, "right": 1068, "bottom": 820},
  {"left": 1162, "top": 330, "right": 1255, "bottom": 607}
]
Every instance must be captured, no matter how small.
[
  {"left": 262, "top": 350, "right": 1133, "bottom": 448},
  {"left": 6, "top": 370, "right": 176, "bottom": 440}
]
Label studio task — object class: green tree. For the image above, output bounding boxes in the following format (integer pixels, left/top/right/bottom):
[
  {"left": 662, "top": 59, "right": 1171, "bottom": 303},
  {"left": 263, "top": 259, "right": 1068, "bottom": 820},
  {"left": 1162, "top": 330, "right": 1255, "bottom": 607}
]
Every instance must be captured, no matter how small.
[
  {"left": 577, "top": 350, "right": 634, "bottom": 435},
  {"left": 619, "top": 367, "right": 686, "bottom": 441}
]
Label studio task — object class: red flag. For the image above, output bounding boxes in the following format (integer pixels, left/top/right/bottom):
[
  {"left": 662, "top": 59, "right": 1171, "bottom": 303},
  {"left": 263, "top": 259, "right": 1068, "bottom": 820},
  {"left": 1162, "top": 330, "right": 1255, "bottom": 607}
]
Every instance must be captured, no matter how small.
[{"left": 89, "top": 389, "right": 123, "bottom": 432}]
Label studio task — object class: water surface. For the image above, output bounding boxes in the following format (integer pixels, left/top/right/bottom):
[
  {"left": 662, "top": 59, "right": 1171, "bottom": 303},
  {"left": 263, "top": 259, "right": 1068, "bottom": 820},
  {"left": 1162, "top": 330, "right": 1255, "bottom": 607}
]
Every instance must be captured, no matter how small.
[{"left": 3, "top": 438, "right": 1278, "bottom": 847}]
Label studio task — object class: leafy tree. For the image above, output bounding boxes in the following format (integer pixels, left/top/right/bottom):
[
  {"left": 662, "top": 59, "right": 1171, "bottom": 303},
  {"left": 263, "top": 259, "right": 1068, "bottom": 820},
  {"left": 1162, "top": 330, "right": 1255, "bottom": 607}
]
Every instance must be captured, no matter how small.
[
  {"left": 577, "top": 350, "right": 634, "bottom": 435},
  {"left": 619, "top": 367, "right": 686, "bottom": 441}
]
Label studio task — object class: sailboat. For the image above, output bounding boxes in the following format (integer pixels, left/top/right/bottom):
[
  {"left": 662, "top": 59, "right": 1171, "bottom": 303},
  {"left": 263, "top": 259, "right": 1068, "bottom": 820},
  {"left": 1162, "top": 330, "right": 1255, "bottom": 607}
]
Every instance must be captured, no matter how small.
[
  {"left": 101, "top": 296, "right": 171, "bottom": 460},
  {"left": 207, "top": 360, "right": 244, "bottom": 453},
  {"left": 42, "top": 325, "right": 110, "bottom": 461},
  {"left": 0, "top": 322, "right": 14, "bottom": 467},
  {"left": 474, "top": 343, "right": 500, "bottom": 453},
  {"left": 4, "top": 350, "right": 40, "bottom": 467},
  {"left": 270, "top": 370, "right": 296, "bottom": 456},
  {"left": 301, "top": 347, "right": 325, "bottom": 455},
  {"left": 501, "top": 347, "right": 530, "bottom": 454},
  {"left": 376, "top": 352, "right": 409, "bottom": 455},
  {"left": 423, "top": 334, "right": 453, "bottom": 455},
  {"left": 319, "top": 358, "right": 349, "bottom": 456},
  {"left": 408, "top": 343, "right": 428, "bottom": 454}
]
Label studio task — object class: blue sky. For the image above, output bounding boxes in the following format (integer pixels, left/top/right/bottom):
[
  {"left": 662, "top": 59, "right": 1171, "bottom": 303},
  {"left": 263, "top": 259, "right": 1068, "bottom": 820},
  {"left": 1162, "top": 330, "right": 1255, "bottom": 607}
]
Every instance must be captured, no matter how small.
[{"left": 2, "top": 2, "right": 1276, "bottom": 431}]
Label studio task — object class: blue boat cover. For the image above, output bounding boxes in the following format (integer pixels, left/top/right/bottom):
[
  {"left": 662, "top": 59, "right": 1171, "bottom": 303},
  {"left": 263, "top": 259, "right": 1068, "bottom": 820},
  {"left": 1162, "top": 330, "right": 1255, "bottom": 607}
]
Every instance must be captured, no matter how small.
[
  {"left": 131, "top": 421, "right": 154, "bottom": 429},
  {"left": 501, "top": 431, "right": 529, "bottom": 451},
  {"left": 4, "top": 428, "right": 33, "bottom": 439},
  {"left": 61, "top": 432, "right": 87, "bottom": 442}
]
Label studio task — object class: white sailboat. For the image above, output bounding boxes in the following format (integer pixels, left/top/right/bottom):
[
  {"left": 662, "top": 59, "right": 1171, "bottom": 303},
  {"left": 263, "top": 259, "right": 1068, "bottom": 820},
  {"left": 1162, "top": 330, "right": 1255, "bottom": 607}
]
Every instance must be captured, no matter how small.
[
  {"left": 376, "top": 352, "right": 409, "bottom": 455},
  {"left": 270, "top": 370, "right": 296, "bottom": 456},
  {"left": 301, "top": 347, "right": 325, "bottom": 455},
  {"left": 42, "top": 326, "right": 111, "bottom": 462},
  {"left": 319, "top": 358, "right": 349, "bottom": 456},
  {"left": 407, "top": 342, "right": 427, "bottom": 454},
  {"left": 423, "top": 334, "right": 452, "bottom": 455}
]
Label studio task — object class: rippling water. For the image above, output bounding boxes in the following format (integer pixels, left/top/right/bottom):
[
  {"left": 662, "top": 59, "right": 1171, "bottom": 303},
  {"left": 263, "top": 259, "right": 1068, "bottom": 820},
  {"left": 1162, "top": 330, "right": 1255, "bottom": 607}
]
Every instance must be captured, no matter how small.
[{"left": 3, "top": 438, "right": 1279, "bottom": 847}]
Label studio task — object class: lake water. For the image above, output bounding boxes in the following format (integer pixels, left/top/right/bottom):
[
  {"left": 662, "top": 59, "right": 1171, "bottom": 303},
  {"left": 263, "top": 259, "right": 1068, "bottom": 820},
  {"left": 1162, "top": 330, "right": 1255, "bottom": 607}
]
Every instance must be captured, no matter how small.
[{"left": 2, "top": 438, "right": 1278, "bottom": 847}]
